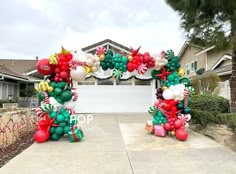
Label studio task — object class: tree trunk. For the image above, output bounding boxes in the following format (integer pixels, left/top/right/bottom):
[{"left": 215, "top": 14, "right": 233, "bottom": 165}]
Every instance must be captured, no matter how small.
[{"left": 230, "top": 49, "right": 236, "bottom": 112}]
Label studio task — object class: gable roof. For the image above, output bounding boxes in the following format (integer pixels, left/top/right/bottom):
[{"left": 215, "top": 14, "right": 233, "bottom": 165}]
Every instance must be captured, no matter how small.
[
  {"left": 82, "top": 39, "right": 131, "bottom": 54},
  {"left": 211, "top": 54, "right": 232, "bottom": 70},
  {"left": 178, "top": 41, "right": 202, "bottom": 58},
  {"left": 0, "top": 64, "right": 28, "bottom": 80},
  {"left": 0, "top": 59, "right": 37, "bottom": 75},
  {"left": 195, "top": 46, "right": 216, "bottom": 56}
]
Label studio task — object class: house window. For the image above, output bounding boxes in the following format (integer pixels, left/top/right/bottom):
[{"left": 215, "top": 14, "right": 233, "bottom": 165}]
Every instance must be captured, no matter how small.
[
  {"left": 191, "top": 61, "right": 197, "bottom": 72},
  {"left": 186, "top": 64, "right": 190, "bottom": 75}
]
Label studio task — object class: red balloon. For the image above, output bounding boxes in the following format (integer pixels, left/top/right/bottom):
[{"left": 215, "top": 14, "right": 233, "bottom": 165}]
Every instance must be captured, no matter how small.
[
  {"left": 55, "top": 67, "right": 60, "bottom": 74},
  {"left": 143, "top": 52, "right": 150, "bottom": 56},
  {"left": 34, "top": 130, "right": 49, "bottom": 143},
  {"left": 54, "top": 76, "right": 59, "bottom": 82},
  {"left": 66, "top": 53, "right": 73, "bottom": 61},
  {"left": 143, "top": 56, "right": 151, "bottom": 63},
  {"left": 164, "top": 122, "right": 171, "bottom": 131},
  {"left": 61, "top": 65, "right": 68, "bottom": 71},
  {"left": 60, "top": 71, "right": 68, "bottom": 79},
  {"left": 36, "top": 58, "right": 55, "bottom": 75},
  {"left": 174, "top": 120, "right": 182, "bottom": 129},
  {"left": 175, "top": 128, "right": 188, "bottom": 141}
]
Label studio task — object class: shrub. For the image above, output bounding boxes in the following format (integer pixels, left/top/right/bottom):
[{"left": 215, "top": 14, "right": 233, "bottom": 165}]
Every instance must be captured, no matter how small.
[
  {"left": 190, "top": 94, "right": 230, "bottom": 115},
  {"left": 0, "top": 100, "right": 15, "bottom": 108},
  {"left": 215, "top": 113, "right": 236, "bottom": 134},
  {"left": 191, "top": 73, "right": 220, "bottom": 95},
  {"left": 191, "top": 109, "right": 215, "bottom": 127}
]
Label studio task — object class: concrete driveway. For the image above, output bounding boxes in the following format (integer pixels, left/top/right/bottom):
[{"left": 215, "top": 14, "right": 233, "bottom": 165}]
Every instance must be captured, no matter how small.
[{"left": 1, "top": 113, "right": 236, "bottom": 174}]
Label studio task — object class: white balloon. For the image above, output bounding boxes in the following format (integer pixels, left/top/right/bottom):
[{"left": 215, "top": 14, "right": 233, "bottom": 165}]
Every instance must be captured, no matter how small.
[
  {"left": 86, "top": 59, "right": 93, "bottom": 66},
  {"left": 163, "top": 89, "right": 173, "bottom": 100},
  {"left": 64, "top": 99, "right": 76, "bottom": 109},
  {"left": 186, "top": 114, "right": 191, "bottom": 121},
  {"left": 49, "top": 97, "right": 62, "bottom": 111},
  {"left": 70, "top": 66, "right": 87, "bottom": 82}
]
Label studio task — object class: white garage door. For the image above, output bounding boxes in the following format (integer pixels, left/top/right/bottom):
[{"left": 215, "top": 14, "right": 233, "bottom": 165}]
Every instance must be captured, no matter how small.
[{"left": 73, "top": 77, "right": 154, "bottom": 113}]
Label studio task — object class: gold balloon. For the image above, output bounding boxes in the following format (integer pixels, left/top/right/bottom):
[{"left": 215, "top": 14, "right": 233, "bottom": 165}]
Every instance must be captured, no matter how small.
[
  {"left": 59, "top": 46, "right": 71, "bottom": 55},
  {"left": 128, "top": 55, "right": 133, "bottom": 61},
  {"left": 49, "top": 53, "right": 59, "bottom": 65},
  {"left": 177, "top": 68, "right": 185, "bottom": 77},
  {"left": 99, "top": 54, "right": 105, "bottom": 61},
  {"left": 162, "top": 86, "right": 168, "bottom": 91},
  {"left": 171, "top": 131, "right": 176, "bottom": 136},
  {"left": 84, "top": 66, "right": 92, "bottom": 73}
]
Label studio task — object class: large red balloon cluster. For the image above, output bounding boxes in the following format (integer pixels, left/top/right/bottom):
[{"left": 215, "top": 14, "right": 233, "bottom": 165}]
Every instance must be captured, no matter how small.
[
  {"left": 54, "top": 53, "right": 72, "bottom": 84},
  {"left": 127, "top": 51, "right": 155, "bottom": 72}
]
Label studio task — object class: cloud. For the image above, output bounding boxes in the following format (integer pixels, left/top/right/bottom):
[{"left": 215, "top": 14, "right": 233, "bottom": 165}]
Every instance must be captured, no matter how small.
[{"left": 0, "top": 0, "right": 185, "bottom": 59}]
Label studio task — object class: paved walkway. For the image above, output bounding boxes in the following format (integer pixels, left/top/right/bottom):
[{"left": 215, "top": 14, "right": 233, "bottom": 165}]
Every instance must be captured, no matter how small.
[{"left": 1, "top": 113, "right": 236, "bottom": 174}]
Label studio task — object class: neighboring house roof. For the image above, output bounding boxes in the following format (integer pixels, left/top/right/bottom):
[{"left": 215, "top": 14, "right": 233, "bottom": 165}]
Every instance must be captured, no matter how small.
[
  {"left": 178, "top": 41, "right": 202, "bottom": 58},
  {"left": 195, "top": 46, "right": 216, "bottom": 56},
  {"left": 206, "top": 65, "right": 231, "bottom": 76},
  {"left": 211, "top": 54, "right": 232, "bottom": 70},
  {"left": 0, "top": 64, "right": 28, "bottom": 80},
  {"left": 82, "top": 39, "right": 131, "bottom": 53},
  {"left": 0, "top": 59, "right": 37, "bottom": 75}
]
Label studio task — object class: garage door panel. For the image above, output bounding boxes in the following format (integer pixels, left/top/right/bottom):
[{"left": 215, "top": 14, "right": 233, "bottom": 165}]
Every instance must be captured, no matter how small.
[{"left": 75, "top": 86, "right": 152, "bottom": 113}]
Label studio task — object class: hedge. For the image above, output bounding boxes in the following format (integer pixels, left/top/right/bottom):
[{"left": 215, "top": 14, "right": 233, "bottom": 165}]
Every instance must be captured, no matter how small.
[
  {"left": 215, "top": 113, "right": 236, "bottom": 134},
  {"left": 191, "top": 109, "right": 215, "bottom": 127},
  {"left": 190, "top": 94, "right": 230, "bottom": 115}
]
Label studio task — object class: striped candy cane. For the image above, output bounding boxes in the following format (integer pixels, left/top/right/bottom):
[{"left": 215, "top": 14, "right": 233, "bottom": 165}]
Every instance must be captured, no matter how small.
[
  {"left": 184, "top": 89, "right": 189, "bottom": 107},
  {"left": 72, "top": 91, "right": 78, "bottom": 102},
  {"left": 36, "top": 106, "right": 44, "bottom": 117},
  {"left": 42, "top": 92, "right": 49, "bottom": 104}
]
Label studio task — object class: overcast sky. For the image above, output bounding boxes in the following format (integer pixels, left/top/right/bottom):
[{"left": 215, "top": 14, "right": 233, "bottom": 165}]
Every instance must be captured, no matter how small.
[{"left": 0, "top": 0, "right": 186, "bottom": 59}]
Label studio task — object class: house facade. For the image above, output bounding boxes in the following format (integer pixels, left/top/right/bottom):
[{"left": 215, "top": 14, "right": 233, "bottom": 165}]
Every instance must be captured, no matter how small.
[{"left": 178, "top": 41, "right": 232, "bottom": 99}]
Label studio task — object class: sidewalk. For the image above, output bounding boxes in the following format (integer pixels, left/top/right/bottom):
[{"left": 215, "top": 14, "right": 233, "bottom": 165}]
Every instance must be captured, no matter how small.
[{"left": 1, "top": 113, "right": 236, "bottom": 174}]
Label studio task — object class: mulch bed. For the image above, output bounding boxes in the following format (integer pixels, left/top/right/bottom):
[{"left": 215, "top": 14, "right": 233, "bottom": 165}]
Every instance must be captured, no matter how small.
[{"left": 0, "top": 132, "right": 35, "bottom": 168}]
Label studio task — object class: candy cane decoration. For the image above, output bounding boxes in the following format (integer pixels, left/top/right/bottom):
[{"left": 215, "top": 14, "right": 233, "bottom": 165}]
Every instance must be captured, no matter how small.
[
  {"left": 72, "top": 91, "right": 78, "bottom": 102},
  {"left": 177, "top": 114, "right": 189, "bottom": 125},
  {"left": 138, "top": 63, "right": 147, "bottom": 74},
  {"left": 158, "top": 102, "right": 169, "bottom": 118},
  {"left": 69, "top": 60, "right": 85, "bottom": 70},
  {"left": 96, "top": 47, "right": 107, "bottom": 56},
  {"left": 36, "top": 106, "right": 44, "bottom": 117},
  {"left": 42, "top": 92, "right": 49, "bottom": 104},
  {"left": 66, "top": 108, "right": 75, "bottom": 115},
  {"left": 184, "top": 89, "right": 189, "bottom": 107}
]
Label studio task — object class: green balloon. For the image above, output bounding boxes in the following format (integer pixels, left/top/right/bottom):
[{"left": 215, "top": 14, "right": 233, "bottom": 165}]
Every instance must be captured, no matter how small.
[
  {"left": 176, "top": 63, "right": 181, "bottom": 69},
  {"left": 171, "top": 56, "right": 179, "bottom": 64},
  {"left": 115, "top": 54, "right": 121, "bottom": 59},
  {"left": 50, "top": 127, "right": 55, "bottom": 134},
  {"left": 184, "top": 107, "right": 191, "bottom": 114},
  {"left": 106, "top": 49, "right": 113, "bottom": 56},
  {"left": 60, "top": 91, "right": 73, "bottom": 102},
  {"left": 55, "top": 127, "right": 64, "bottom": 136},
  {"left": 106, "top": 54, "right": 113, "bottom": 59},
  {"left": 51, "top": 133, "right": 59, "bottom": 141},
  {"left": 56, "top": 114, "right": 65, "bottom": 123},
  {"left": 177, "top": 102, "right": 184, "bottom": 109},
  {"left": 58, "top": 82, "right": 67, "bottom": 89},
  {"left": 121, "top": 57, "right": 128, "bottom": 64},
  {"left": 64, "top": 126, "right": 71, "bottom": 134},
  {"left": 54, "top": 88, "right": 62, "bottom": 96},
  {"left": 59, "top": 122, "right": 66, "bottom": 127},
  {"left": 151, "top": 70, "right": 161, "bottom": 80},
  {"left": 167, "top": 74, "right": 174, "bottom": 81},
  {"left": 38, "top": 92, "right": 45, "bottom": 101},
  {"left": 179, "top": 77, "right": 191, "bottom": 87},
  {"left": 115, "top": 63, "right": 120, "bottom": 69},
  {"left": 49, "top": 111, "right": 57, "bottom": 119},
  {"left": 50, "top": 82, "right": 57, "bottom": 88},
  {"left": 153, "top": 119, "right": 159, "bottom": 125},
  {"left": 53, "top": 120, "right": 58, "bottom": 124},
  {"left": 48, "top": 92, "right": 54, "bottom": 97}
]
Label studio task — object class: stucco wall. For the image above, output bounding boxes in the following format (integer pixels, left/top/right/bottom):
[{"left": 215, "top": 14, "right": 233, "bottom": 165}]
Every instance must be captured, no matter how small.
[{"left": 179, "top": 45, "right": 205, "bottom": 77}]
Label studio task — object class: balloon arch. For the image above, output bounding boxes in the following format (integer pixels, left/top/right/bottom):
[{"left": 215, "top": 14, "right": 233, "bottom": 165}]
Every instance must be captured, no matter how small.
[{"left": 34, "top": 46, "right": 194, "bottom": 143}]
